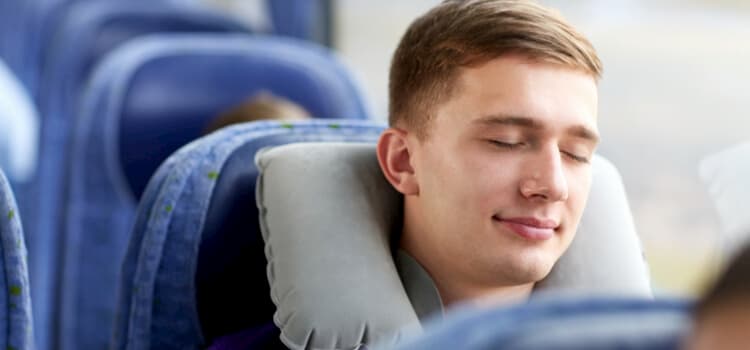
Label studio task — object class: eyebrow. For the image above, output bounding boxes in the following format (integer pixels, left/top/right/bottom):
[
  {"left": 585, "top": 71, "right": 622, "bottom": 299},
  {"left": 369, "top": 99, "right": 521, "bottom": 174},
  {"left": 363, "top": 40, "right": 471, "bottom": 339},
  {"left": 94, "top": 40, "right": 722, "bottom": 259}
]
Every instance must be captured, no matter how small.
[{"left": 475, "top": 115, "right": 600, "bottom": 144}]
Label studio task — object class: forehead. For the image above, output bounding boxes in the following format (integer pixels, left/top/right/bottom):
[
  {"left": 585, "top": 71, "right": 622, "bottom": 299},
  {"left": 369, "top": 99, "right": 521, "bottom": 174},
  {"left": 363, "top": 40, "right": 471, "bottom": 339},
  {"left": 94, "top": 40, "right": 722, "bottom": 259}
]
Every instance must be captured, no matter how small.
[{"left": 431, "top": 55, "right": 599, "bottom": 135}]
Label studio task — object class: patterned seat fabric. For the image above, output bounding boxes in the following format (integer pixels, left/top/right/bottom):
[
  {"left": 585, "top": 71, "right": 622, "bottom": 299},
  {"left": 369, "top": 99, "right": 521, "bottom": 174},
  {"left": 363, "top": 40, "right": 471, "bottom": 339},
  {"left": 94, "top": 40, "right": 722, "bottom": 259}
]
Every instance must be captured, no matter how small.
[{"left": 0, "top": 168, "right": 34, "bottom": 350}]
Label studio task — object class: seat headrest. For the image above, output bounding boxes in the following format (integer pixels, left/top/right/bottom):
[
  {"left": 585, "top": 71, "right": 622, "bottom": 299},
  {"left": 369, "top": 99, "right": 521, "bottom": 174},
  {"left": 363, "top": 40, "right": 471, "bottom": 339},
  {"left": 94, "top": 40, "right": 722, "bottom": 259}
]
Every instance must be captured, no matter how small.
[
  {"left": 100, "top": 33, "right": 372, "bottom": 199},
  {"left": 256, "top": 143, "right": 653, "bottom": 350},
  {"left": 43, "top": 1, "right": 249, "bottom": 80}
]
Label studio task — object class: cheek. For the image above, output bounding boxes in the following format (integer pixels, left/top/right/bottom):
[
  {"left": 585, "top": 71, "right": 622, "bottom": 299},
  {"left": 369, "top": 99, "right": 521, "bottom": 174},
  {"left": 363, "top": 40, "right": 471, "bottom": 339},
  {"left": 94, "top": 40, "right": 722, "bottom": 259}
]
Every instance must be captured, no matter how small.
[
  {"left": 415, "top": 148, "right": 471, "bottom": 214},
  {"left": 422, "top": 150, "right": 498, "bottom": 214},
  {"left": 468, "top": 155, "right": 522, "bottom": 210},
  {"left": 566, "top": 168, "right": 592, "bottom": 214}
]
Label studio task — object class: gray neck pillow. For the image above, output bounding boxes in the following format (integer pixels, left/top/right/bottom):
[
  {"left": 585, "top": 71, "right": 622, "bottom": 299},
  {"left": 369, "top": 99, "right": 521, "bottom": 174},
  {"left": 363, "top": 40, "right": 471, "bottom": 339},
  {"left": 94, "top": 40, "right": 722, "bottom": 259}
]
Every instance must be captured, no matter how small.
[{"left": 256, "top": 143, "right": 652, "bottom": 350}]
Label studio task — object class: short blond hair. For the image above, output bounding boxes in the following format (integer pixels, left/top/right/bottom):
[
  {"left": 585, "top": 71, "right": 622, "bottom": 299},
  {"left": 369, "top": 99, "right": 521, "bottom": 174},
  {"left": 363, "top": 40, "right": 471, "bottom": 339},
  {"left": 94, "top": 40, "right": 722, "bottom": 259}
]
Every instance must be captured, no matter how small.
[{"left": 389, "top": 0, "right": 602, "bottom": 137}]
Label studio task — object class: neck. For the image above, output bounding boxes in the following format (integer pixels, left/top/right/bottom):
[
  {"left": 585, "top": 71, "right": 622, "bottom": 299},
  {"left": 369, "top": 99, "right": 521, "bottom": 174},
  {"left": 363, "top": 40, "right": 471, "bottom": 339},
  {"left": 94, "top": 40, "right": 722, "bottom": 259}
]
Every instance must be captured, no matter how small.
[
  {"left": 440, "top": 282, "right": 534, "bottom": 309},
  {"left": 417, "top": 254, "right": 534, "bottom": 308}
]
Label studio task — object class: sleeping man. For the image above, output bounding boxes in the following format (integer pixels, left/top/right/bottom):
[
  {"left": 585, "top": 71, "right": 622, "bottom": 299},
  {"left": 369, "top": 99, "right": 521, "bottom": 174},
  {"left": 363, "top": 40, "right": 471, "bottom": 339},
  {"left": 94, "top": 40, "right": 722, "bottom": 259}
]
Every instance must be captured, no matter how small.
[{"left": 377, "top": 0, "right": 602, "bottom": 316}]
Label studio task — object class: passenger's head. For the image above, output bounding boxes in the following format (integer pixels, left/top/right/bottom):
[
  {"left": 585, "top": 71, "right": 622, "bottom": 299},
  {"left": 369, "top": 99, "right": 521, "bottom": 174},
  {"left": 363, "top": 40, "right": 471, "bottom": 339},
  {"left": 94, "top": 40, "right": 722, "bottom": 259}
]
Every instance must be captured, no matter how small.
[
  {"left": 388, "top": 0, "right": 601, "bottom": 137},
  {"left": 377, "top": 0, "right": 601, "bottom": 304},
  {"left": 686, "top": 243, "right": 750, "bottom": 350},
  {"left": 204, "top": 92, "right": 311, "bottom": 134}
]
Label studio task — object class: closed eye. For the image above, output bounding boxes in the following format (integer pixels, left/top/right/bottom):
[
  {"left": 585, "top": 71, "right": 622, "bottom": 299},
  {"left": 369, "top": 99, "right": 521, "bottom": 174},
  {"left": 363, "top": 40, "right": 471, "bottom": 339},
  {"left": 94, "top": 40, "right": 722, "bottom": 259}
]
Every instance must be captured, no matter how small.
[
  {"left": 489, "top": 140, "right": 525, "bottom": 150},
  {"left": 562, "top": 151, "right": 590, "bottom": 164}
]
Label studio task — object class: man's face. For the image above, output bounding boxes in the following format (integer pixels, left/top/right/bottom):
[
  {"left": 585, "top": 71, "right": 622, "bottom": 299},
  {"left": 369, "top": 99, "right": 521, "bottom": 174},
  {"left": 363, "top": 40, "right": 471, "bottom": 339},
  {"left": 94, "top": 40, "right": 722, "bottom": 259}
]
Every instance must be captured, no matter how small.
[{"left": 405, "top": 55, "right": 599, "bottom": 290}]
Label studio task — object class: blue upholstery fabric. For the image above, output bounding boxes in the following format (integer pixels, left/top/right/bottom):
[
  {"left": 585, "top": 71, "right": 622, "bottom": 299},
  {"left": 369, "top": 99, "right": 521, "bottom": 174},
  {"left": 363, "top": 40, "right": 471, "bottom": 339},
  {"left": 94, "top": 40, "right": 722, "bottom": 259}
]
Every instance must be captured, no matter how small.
[
  {"left": 114, "top": 122, "right": 250, "bottom": 350},
  {"left": 0, "top": 0, "right": 30, "bottom": 87},
  {"left": 17, "top": 0, "right": 74, "bottom": 98},
  {"left": 0, "top": 65, "right": 39, "bottom": 342},
  {"left": 390, "top": 297, "right": 691, "bottom": 350},
  {"left": 70, "top": 35, "right": 372, "bottom": 350},
  {"left": 0, "top": 169, "right": 34, "bottom": 350},
  {"left": 26, "top": 5, "right": 250, "bottom": 349},
  {"left": 116, "top": 121, "right": 384, "bottom": 350},
  {"left": 268, "top": 0, "right": 330, "bottom": 44},
  {"left": 0, "top": 1, "right": 17, "bottom": 75},
  {"left": 1, "top": 0, "right": 67, "bottom": 93}
]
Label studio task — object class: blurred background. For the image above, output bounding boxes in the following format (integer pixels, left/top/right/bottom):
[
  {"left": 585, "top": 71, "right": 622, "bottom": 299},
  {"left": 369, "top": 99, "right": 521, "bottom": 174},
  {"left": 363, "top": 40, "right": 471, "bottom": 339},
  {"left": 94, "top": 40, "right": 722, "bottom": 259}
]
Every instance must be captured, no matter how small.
[{"left": 205, "top": 0, "right": 750, "bottom": 297}]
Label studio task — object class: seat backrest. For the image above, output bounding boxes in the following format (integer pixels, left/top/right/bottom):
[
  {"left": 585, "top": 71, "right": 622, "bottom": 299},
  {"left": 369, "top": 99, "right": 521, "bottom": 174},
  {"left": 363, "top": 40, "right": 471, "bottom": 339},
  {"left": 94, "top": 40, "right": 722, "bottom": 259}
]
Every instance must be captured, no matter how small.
[
  {"left": 68, "top": 34, "right": 372, "bottom": 350},
  {"left": 0, "top": 0, "right": 33, "bottom": 88},
  {"left": 116, "top": 120, "right": 383, "bottom": 350},
  {"left": 3, "top": 0, "right": 67, "bottom": 95},
  {"left": 268, "top": 0, "right": 331, "bottom": 44},
  {"left": 388, "top": 297, "right": 690, "bottom": 350},
  {"left": 37, "top": 0, "right": 250, "bottom": 114},
  {"left": 0, "top": 1, "right": 16, "bottom": 73},
  {"left": 25, "top": 6, "right": 250, "bottom": 349},
  {"left": 0, "top": 168, "right": 34, "bottom": 350}
]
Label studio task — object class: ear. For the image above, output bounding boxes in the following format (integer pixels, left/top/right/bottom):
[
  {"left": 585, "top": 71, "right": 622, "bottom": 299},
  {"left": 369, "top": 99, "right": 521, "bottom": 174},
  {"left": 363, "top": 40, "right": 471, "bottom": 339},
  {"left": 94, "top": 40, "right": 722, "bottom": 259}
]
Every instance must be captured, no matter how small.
[{"left": 376, "top": 128, "right": 419, "bottom": 195}]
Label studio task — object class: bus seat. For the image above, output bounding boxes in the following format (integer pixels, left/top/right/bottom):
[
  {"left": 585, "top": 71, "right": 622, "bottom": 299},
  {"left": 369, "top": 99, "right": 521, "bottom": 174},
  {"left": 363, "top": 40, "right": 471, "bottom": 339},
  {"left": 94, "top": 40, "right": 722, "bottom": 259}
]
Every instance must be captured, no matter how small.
[{"left": 70, "top": 34, "right": 372, "bottom": 350}]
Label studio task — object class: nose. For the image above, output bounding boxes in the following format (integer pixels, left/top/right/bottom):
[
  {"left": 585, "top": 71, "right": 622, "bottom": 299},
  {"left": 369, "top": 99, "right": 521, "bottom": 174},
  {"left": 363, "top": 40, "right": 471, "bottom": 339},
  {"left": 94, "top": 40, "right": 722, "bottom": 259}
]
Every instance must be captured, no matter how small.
[{"left": 519, "top": 145, "right": 569, "bottom": 202}]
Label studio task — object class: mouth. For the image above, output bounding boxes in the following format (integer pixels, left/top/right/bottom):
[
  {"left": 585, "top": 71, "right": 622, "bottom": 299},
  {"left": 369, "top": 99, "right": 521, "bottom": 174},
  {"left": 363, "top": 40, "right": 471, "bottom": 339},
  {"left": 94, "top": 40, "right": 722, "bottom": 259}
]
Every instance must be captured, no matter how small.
[{"left": 492, "top": 216, "right": 560, "bottom": 241}]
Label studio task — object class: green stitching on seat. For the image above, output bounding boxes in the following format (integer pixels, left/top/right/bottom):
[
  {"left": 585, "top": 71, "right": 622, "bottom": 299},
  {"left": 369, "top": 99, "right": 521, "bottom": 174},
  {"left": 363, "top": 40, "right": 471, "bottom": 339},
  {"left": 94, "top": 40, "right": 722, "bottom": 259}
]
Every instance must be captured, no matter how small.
[
  {"left": 328, "top": 123, "right": 341, "bottom": 129},
  {"left": 280, "top": 123, "right": 294, "bottom": 129},
  {"left": 207, "top": 171, "right": 219, "bottom": 180},
  {"left": 7, "top": 209, "right": 14, "bottom": 220},
  {"left": 9, "top": 285, "right": 21, "bottom": 297},
  {"left": 165, "top": 205, "right": 173, "bottom": 213}
]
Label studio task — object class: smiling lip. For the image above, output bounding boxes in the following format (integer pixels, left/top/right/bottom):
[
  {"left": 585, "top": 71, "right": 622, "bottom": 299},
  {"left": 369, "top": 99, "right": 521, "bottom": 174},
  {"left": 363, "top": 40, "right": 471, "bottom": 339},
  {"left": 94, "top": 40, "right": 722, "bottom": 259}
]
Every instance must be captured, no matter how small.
[{"left": 493, "top": 216, "right": 559, "bottom": 241}]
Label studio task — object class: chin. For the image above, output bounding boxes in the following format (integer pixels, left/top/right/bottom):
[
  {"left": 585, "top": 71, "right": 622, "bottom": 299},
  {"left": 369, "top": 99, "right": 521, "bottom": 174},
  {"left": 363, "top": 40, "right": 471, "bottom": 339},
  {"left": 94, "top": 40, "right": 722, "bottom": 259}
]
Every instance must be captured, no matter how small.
[{"left": 507, "top": 253, "right": 558, "bottom": 283}]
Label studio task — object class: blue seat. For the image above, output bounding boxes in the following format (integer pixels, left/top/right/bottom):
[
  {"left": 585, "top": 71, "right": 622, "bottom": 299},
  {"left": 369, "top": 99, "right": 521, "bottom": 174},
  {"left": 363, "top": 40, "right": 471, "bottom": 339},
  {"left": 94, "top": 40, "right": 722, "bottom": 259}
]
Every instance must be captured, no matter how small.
[
  {"left": 25, "top": 4, "right": 250, "bottom": 349},
  {"left": 0, "top": 0, "right": 64, "bottom": 93},
  {"left": 268, "top": 0, "right": 331, "bottom": 44},
  {"left": 68, "top": 34, "right": 372, "bottom": 350},
  {"left": 391, "top": 297, "right": 691, "bottom": 350},
  {"left": 116, "top": 120, "right": 384, "bottom": 349},
  {"left": 0, "top": 168, "right": 34, "bottom": 350},
  {"left": 0, "top": 0, "right": 28, "bottom": 83},
  {"left": 0, "top": 0, "right": 12, "bottom": 66}
]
